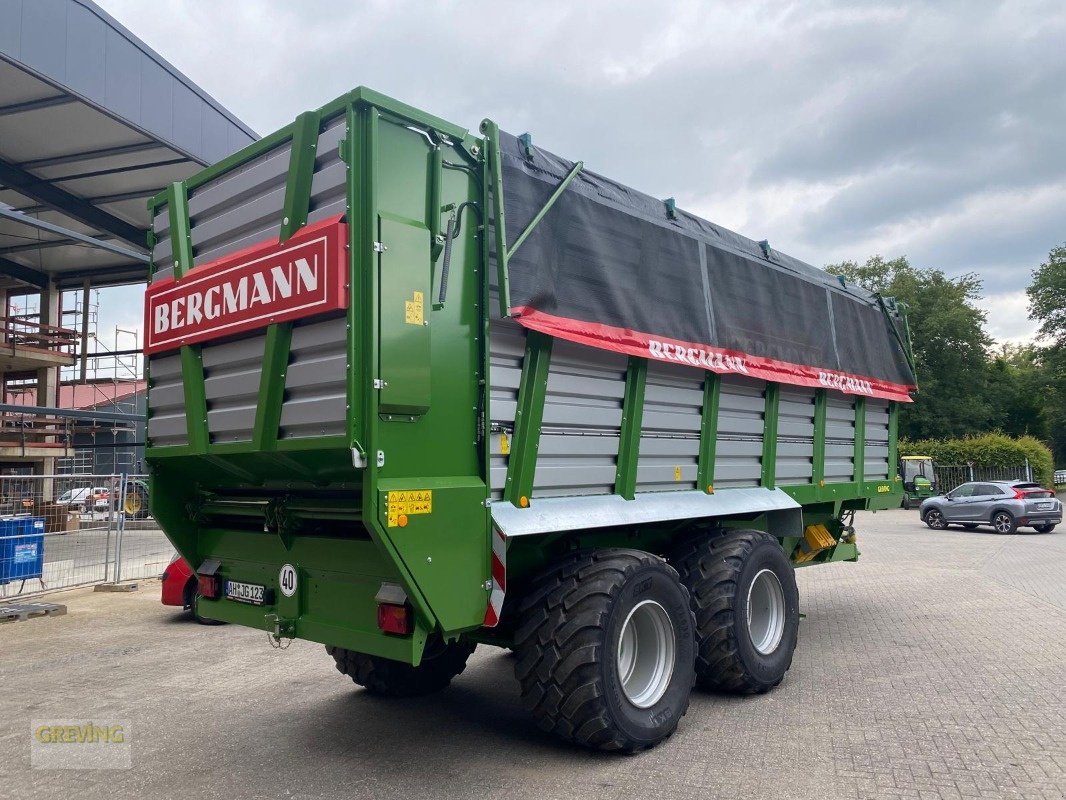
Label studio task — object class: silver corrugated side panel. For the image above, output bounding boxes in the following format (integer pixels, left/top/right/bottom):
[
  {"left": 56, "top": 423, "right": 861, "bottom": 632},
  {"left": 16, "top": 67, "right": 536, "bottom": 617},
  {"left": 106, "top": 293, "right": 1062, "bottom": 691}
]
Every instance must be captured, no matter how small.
[
  {"left": 635, "top": 359, "right": 703, "bottom": 493},
  {"left": 187, "top": 141, "right": 291, "bottom": 267},
  {"left": 278, "top": 314, "right": 348, "bottom": 439},
  {"left": 777, "top": 386, "right": 815, "bottom": 485},
  {"left": 146, "top": 354, "right": 187, "bottom": 448},
  {"left": 714, "top": 374, "right": 766, "bottom": 488},
  {"left": 152, "top": 209, "right": 173, "bottom": 283},
  {"left": 306, "top": 117, "right": 348, "bottom": 226},
  {"left": 488, "top": 319, "right": 526, "bottom": 499},
  {"left": 825, "top": 394, "right": 856, "bottom": 481},
  {"left": 863, "top": 398, "right": 890, "bottom": 479},
  {"left": 203, "top": 337, "right": 262, "bottom": 443},
  {"left": 533, "top": 339, "right": 627, "bottom": 498}
]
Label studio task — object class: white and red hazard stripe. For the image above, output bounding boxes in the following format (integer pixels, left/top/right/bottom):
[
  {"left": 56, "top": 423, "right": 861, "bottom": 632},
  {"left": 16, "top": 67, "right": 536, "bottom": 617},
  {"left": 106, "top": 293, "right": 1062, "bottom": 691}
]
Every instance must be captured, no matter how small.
[{"left": 483, "top": 526, "right": 507, "bottom": 627}]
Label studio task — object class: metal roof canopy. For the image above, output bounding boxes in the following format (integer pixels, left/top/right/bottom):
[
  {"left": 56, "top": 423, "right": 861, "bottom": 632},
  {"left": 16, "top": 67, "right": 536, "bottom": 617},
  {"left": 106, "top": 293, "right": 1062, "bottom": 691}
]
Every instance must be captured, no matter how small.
[{"left": 0, "top": 0, "right": 257, "bottom": 292}]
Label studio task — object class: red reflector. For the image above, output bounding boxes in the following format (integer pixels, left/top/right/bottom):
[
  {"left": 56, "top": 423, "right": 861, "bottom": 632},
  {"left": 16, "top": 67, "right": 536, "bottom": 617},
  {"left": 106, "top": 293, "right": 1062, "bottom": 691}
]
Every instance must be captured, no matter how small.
[
  {"left": 377, "top": 603, "right": 412, "bottom": 635},
  {"left": 198, "top": 574, "right": 221, "bottom": 599}
]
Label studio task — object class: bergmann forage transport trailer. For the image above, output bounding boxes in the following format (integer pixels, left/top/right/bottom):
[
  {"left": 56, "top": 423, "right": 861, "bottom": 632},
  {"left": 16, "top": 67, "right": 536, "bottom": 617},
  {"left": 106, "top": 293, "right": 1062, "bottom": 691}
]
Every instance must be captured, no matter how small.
[{"left": 144, "top": 88, "right": 915, "bottom": 752}]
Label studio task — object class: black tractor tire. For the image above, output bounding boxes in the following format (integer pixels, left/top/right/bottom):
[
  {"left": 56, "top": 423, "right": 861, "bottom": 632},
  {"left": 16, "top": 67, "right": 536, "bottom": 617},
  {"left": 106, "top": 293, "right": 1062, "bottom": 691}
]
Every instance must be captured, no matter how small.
[
  {"left": 185, "top": 579, "right": 225, "bottom": 626},
  {"left": 327, "top": 638, "right": 475, "bottom": 697},
  {"left": 901, "top": 495, "right": 911, "bottom": 510},
  {"left": 923, "top": 508, "right": 948, "bottom": 530},
  {"left": 671, "top": 529, "right": 799, "bottom": 694},
  {"left": 1034, "top": 523, "right": 1056, "bottom": 533},
  {"left": 992, "top": 510, "right": 1018, "bottom": 535},
  {"left": 513, "top": 549, "right": 695, "bottom": 753}
]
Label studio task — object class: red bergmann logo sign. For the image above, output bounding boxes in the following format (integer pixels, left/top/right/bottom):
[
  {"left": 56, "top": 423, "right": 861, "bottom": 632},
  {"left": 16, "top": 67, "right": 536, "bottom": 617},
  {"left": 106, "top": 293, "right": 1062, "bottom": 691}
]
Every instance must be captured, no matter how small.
[{"left": 143, "top": 215, "right": 348, "bottom": 355}]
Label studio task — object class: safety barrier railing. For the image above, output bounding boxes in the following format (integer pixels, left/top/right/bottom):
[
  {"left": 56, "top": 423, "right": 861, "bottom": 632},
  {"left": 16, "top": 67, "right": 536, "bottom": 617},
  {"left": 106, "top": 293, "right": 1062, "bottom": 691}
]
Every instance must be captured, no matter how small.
[
  {"left": 0, "top": 413, "right": 74, "bottom": 453},
  {"left": 0, "top": 315, "right": 77, "bottom": 356}
]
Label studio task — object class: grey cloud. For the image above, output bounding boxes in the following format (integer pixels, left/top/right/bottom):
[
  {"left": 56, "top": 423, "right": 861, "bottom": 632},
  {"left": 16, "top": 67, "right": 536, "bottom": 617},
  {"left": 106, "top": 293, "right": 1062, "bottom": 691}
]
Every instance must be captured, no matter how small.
[{"left": 95, "top": 0, "right": 1066, "bottom": 341}]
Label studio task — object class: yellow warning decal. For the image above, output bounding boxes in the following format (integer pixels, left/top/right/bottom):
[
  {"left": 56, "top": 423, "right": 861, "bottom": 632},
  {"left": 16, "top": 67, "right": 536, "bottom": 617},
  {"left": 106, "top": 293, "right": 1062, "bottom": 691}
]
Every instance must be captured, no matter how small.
[
  {"left": 674, "top": 465, "right": 682, "bottom": 481},
  {"left": 405, "top": 291, "right": 424, "bottom": 326},
  {"left": 387, "top": 489, "right": 432, "bottom": 527},
  {"left": 500, "top": 432, "right": 510, "bottom": 455}
]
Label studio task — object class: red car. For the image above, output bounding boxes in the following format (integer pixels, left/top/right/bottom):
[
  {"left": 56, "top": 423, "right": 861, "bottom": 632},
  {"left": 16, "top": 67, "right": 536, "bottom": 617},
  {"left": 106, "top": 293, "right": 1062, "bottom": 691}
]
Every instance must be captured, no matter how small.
[{"left": 161, "top": 555, "right": 223, "bottom": 625}]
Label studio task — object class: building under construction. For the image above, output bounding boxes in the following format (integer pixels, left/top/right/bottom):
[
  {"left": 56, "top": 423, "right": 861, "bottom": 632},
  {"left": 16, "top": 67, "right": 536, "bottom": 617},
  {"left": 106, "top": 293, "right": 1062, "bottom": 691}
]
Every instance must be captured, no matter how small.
[
  {"left": 2, "top": 289, "right": 145, "bottom": 475},
  {"left": 0, "top": 0, "right": 255, "bottom": 492}
]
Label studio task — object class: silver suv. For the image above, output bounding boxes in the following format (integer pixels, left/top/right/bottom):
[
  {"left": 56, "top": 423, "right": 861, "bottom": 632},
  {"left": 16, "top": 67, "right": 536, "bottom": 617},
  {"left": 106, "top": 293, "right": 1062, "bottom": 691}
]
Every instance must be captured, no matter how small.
[{"left": 920, "top": 481, "right": 1061, "bottom": 534}]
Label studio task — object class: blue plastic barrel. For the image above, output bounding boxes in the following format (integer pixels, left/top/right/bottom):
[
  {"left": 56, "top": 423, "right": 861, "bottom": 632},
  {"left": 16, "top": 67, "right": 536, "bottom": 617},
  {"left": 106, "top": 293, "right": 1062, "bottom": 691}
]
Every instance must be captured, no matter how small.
[{"left": 0, "top": 516, "right": 45, "bottom": 585}]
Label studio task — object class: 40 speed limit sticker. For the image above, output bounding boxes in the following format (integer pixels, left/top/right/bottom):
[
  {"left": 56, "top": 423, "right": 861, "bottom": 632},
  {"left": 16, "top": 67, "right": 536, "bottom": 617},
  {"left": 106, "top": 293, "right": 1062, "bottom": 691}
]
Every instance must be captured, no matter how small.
[{"left": 279, "top": 564, "right": 297, "bottom": 598}]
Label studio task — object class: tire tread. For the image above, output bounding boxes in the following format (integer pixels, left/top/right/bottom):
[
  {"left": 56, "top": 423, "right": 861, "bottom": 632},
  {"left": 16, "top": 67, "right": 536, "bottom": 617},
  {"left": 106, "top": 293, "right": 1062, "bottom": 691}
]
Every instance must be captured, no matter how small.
[
  {"left": 672, "top": 529, "right": 795, "bottom": 694},
  {"left": 513, "top": 549, "right": 693, "bottom": 753},
  {"left": 326, "top": 640, "right": 474, "bottom": 697}
]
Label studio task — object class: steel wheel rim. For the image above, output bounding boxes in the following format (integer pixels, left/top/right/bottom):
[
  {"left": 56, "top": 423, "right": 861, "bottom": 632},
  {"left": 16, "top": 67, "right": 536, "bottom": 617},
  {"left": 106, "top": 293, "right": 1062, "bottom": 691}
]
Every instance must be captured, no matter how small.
[
  {"left": 616, "top": 599, "right": 675, "bottom": 708},
  {"left": 994, "top": 513, "right": 1012, "bottom": 533},
  {"left": 927, "top": 510, "right": 944, "bottom": 528},
  {"left": 747, "top": 569, "right": 786, "bottom": 655},
  {"left": 125, "top": 493, "right": 141, "bottom": 514}
]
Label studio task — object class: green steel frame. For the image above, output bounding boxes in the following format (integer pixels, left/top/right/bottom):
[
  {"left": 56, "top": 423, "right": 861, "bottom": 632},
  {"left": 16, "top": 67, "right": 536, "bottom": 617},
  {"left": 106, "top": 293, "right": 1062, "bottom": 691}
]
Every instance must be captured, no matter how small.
[
  {"left": 145, "top": 87, "right": 910, "bottom": 666},
  {"left": 615, "top": 357, "right": 648, "bottom": 500},
  {"left": 504, "top": 330, "right": 552, "bottom": 505},
  {"left": 697, "top": 373, "right": 721, "bottom": 492}
]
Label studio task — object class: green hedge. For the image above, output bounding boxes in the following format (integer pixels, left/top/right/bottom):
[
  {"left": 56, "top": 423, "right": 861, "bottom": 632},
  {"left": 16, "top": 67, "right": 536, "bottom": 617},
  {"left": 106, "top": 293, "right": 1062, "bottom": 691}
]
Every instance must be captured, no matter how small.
[{"left": 900, "top": 433, "right": 1054, "bottom": 487}]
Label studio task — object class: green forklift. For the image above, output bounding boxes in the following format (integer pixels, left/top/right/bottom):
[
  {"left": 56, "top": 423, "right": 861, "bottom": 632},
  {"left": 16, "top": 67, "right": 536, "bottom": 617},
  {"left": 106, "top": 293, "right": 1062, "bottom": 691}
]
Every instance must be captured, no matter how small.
[{"left": 899, "top": 455, "right": 936, "bottom": 509}]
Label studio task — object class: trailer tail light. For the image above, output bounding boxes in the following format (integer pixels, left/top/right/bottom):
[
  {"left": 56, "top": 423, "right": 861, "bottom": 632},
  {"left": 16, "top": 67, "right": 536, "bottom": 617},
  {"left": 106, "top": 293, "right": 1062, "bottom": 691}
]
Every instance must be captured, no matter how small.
[
  {"left": 195, "top": 558, "right": 223, "bottom": 598},
  {"left": 377, "top": 603, "right": 412, "bottom": 635},
  {"left": 198, "top": 574, "right": 221, "bottom": 599}
]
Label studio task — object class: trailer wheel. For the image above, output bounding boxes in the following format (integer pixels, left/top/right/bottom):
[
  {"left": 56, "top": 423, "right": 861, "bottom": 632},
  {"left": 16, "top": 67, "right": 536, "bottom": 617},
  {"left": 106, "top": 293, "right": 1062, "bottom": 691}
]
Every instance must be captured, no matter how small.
[
  {"left": 185, "top": 579, "right": 224, "bottom": 626},
  {"left": 513, "top": 549, "right": 695, "bottom": 753},
  {"left": 671, "top": 529, "right": 799, "bottom": 694},
  {"left": 326, "top": 637, "right": 475, "bottom": 697}
]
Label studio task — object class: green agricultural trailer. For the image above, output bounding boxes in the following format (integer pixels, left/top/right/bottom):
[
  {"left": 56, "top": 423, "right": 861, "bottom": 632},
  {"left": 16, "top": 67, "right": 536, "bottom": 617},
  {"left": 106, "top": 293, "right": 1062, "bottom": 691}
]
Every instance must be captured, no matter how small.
[{"left": 144, "top": 87, "right": 916, "bottom": 752}]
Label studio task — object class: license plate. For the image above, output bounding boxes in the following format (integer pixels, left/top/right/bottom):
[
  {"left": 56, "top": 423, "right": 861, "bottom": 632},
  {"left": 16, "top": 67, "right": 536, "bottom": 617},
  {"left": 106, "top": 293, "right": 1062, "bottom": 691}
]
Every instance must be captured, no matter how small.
[
  {"left": 225, "top": 580, "right": 266, "bottom": 605},
  {"left": 1038, "top": 502, "right": 1053, "bottom": 510}
]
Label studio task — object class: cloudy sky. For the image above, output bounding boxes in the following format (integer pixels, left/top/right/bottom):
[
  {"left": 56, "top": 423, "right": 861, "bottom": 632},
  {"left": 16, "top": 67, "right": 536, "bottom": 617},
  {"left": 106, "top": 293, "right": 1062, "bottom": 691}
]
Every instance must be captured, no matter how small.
[{"left": 97, "top": 0, "right": 1066, "bottom": 343}]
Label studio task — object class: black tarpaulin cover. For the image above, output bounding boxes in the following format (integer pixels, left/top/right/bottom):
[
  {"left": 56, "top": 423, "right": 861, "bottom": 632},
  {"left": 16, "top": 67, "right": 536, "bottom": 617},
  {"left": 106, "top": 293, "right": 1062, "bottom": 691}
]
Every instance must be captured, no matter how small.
[{"left": 497, "top": 131, "right": 916, "bottom": 402}]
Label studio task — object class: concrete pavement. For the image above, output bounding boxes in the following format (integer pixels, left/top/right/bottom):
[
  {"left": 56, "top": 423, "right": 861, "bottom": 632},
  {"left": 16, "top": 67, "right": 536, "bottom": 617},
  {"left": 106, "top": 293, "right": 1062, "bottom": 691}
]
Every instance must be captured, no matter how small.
[{"left": 1, "top": 509, "right": 1063, "bottom": 799}]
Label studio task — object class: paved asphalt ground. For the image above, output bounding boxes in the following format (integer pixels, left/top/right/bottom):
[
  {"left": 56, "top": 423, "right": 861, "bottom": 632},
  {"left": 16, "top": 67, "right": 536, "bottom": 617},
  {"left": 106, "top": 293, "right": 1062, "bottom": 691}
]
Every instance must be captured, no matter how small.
[{"left": 1, "top": 509, "right": 1063, "bottom": 799}]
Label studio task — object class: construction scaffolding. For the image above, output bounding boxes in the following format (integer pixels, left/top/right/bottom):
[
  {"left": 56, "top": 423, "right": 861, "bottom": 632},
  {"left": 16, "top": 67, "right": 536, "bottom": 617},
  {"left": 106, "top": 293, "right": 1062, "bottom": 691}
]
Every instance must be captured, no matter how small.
[{"left": 1, "top": 288, "right": 144, "bottom": 485}]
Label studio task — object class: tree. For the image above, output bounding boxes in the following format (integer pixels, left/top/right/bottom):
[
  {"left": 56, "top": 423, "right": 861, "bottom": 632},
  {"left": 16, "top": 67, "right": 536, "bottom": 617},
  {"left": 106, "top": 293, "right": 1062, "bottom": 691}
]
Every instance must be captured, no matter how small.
[
  {"left": 825, "top": 255, "right": 995, "bottom": 440},
  {"left": 1027, "top": 345, "right": 1066, "bottom": 464},
  {"left": 986, "top": 345, "right": 1050, "bottom": 441},
  {"left": 1026, "top": 244, "right": 1066, "bottom": 464},
  {"left": 1027, "top": 244, "right": 1066, "bottom": 346}
]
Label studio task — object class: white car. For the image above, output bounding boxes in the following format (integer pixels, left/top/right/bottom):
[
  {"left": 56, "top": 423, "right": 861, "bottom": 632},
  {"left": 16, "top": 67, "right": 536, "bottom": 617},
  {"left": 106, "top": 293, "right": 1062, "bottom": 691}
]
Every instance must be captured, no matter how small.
[{"left": 56, "top": 486, "right": 111, "bottom": 512}]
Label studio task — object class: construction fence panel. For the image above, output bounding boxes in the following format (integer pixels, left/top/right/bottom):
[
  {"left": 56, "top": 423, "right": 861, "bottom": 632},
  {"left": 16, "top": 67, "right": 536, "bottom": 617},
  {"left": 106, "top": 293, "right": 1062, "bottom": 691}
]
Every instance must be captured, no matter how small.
[{"left": 0, "top": 474, "right": 174, "bottom": 600}]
